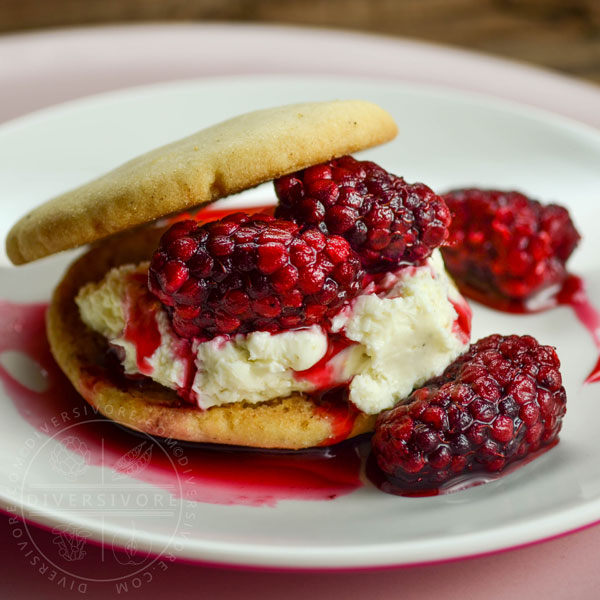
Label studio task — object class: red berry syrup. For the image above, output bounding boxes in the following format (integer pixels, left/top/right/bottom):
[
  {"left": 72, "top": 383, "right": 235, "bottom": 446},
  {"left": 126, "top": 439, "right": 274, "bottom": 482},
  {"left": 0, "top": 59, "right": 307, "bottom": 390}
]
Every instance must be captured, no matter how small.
[
  {"left": 312, "top": 387, "right": 361, "bottom": 446},
  {"left": 556, "top": 275, "right": 600, "bottom": 383},
  {"left": 0, "top": 300, "right": 366, "bottom": 507},
  {"left": 457, "top": 274, "right": 600, "bottom": 384},
  {"left": 122, "top": 273, "right": 163, "bottom": 375},
  {"left": 167, "top": 203, "right": 275, "bottom": 226},
  {"left": 294, "top": 334, "right": 355, "bottom": 390},
  {"left": 449, "top": 296, "right": 473, "bottom": 345}
]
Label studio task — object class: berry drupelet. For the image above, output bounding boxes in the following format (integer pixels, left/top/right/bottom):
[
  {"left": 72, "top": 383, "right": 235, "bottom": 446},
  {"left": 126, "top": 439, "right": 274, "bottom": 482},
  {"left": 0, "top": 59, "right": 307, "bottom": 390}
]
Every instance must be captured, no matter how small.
[
  {"left": 372, "top": 334, "right": 566, "bottom": 492},
  {"left": 274, "top": 155, "right": 451, "bottom": 273},
  {"left": 148, "top": 212, "right": 365, "bottom": 340},
  {"left": 441, "top": 189, "right": 581, "bottom": 301}
]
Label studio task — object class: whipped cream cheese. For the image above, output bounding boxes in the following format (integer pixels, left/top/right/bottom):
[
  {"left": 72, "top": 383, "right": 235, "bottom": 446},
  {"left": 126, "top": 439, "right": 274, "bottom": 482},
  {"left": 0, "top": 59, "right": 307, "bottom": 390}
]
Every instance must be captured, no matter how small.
[
  {"left": 191, "top": 327, "right": 328, "bottom": 409},
  {"left": 327, "top": 251, "right": 470, "bottom": 413},
  {"left": 76, "top": 250, "right": 470, "bottom": 414}
]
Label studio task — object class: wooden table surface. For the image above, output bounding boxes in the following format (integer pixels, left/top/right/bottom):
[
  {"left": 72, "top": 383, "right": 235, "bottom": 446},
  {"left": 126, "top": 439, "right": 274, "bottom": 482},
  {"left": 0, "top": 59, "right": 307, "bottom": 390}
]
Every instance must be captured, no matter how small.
[{"left": 1, "top": 0, "right": 599, "bottom": 84}]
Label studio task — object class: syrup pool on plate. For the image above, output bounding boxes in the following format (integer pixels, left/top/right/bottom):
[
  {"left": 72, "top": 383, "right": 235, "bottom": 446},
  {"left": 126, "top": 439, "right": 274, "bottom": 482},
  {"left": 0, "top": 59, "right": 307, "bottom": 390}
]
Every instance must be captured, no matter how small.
[
  {"left": 455, "top": 273, "right": 600, "bottom": 384},
  {"left": 0, "top": 300, "right": 366, "bottom": 508}
]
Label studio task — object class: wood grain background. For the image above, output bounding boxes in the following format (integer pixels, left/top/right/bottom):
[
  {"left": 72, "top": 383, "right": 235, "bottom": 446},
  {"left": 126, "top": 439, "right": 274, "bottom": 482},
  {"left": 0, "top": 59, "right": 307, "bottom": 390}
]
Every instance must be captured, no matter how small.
[{"left": 0, "top": 0, "right": 599, "bottom": 83}]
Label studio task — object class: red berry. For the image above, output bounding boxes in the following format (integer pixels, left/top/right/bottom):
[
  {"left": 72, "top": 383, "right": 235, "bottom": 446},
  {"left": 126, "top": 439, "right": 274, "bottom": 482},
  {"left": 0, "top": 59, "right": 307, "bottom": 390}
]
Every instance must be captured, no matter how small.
[
  {"left": 274, "top": 155, "right": 451, "bottom": 273},
  {"left": 148, "top": 213, "right": 365, "bottom": 340},
  {"left": 441, "top": 189, "right": 580, "bottom": 301},
  {"left": 159, "top": 261, "right": 188, "bottom": 295},
  {"left": 371, "top": 334, "right": 567, "bottom": 492}
]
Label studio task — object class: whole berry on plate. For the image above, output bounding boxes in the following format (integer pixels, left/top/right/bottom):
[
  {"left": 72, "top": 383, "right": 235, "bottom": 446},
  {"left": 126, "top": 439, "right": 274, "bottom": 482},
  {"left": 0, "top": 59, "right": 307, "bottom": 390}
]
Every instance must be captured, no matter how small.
[
  {"left": 371, "top": 334, "right": 566, "bottom": 492},
  {"left": 274, "top": 155, "right": 451, "bottom": 273},
  {"left": 441, "top": 189, "right": 581, "bottom": 301},
  {"left": 148, "top": 213, "right": 365, "bottom": 340}
]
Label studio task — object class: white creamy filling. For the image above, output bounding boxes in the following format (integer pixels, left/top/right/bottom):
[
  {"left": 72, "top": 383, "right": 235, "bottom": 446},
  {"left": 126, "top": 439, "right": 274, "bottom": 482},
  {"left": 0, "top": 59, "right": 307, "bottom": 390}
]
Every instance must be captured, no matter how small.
[
  {"left": 328, "top": 251, "right": 467, "bottom": 413},
  {"left": 77, "top": 263, "right": 137, "bottom": 340},
  {"left": 190, "top": 327, "right": 327, "bottom": 409},
  {"left": 76, "top": 250, "right": 470, "bottom": 414}
]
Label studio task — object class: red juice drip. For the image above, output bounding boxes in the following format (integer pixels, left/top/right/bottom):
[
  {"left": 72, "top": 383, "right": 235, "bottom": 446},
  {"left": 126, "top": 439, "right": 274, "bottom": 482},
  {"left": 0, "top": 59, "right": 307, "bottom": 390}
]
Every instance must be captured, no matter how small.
[
  {"left": 556, "top": 274, "right": 600, "bottom": 384},
  {"left": 122, "top": 275, "right": 162, "bottom": 375},
  {"left": 168, "top": 203, "right": 275, "bottom": 226},
  {"left": 294, "top": 333, "right": 355, "bottom": 389},
  {"left": 584, "top": 357, "right": 600, "bottom": 384},
  {"left": 457, "top": 274, "right": 600, "bottom": 384},
  {"left": 312, "top": 387, "right": 360, "bottom": 447},
  {"left": 0, "top": 301, "right": 365, "bottom": 506},
  {"left": 117, "top": 274, "right": 194, "bottom": 398},
  {"left": 450, "top": 297, "right": 472, "bottom": 345},
  {"left": 367, "top": 438, "right": 559, "bottom": 498}
]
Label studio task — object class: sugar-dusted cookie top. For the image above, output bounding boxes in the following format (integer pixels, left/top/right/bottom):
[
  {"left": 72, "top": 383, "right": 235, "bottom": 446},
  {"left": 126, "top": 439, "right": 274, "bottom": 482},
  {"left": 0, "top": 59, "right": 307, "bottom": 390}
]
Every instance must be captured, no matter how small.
[{"left": 6, "top": 100, "right": 397, "bottom": 265}]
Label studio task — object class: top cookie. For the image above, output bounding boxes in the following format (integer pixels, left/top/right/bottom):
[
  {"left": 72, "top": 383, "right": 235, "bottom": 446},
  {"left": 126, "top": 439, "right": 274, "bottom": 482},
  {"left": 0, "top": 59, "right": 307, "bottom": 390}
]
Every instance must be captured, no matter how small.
[{"left": 6, "top": 100, "right": 397, "bottom": 265}]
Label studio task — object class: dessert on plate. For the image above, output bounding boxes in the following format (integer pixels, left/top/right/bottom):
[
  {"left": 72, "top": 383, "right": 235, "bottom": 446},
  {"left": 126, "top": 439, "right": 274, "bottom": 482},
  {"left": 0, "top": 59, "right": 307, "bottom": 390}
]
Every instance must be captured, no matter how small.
[
  {"left": 7, "top": 98, "right": 576, "bottom": 496},
  {"left": 5, "top": 100, "right": 473, "bottom": 450}
]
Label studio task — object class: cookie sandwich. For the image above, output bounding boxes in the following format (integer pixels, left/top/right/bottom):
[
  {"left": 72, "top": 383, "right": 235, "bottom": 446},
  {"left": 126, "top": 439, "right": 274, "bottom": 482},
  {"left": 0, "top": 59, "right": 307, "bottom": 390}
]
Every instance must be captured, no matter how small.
[{"left": 6, "top": 100, "right": 471, "bottom": 449}]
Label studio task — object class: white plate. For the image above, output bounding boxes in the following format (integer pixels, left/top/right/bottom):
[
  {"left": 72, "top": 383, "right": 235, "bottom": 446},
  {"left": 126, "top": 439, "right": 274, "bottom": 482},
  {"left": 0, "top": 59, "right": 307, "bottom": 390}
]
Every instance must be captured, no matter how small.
[
  {"left": 2, "top": 23, "right": 600, "bottom": 127},
  {"left": 1, "top": 75, "right": 599, "bottom": 569}
]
